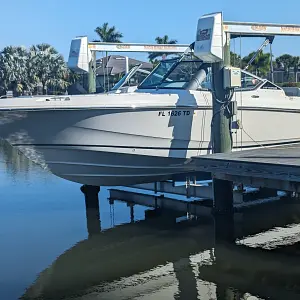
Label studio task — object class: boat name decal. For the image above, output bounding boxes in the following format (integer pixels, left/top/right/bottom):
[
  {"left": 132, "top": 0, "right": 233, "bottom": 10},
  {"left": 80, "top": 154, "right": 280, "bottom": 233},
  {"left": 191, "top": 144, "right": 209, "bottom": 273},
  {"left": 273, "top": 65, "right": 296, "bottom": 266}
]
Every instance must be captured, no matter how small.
[
  {"left": 280, "top": 26, "right": 300, "bottom": 33},
  {"left": 158, "top": 110, "right": 191, "bottom": 117},
  {"left": 251, "top": 25, "right": 267, "bottom": 31},
  {"left": 197, "top": 28, "right": 211, "bottom": 41}
]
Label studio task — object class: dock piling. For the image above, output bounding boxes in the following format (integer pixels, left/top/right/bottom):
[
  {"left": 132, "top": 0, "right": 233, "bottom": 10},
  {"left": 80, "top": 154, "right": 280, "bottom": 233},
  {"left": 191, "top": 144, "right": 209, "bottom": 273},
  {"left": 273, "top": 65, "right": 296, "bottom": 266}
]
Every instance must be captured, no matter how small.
[
  {"left": 80, "top": 185, "right": 101, "bottom": 237},
  {"left": 211, "top": 39, "right": 234, "bottom": 215},
  {"left": 212, "top": 178, "right": 233, "bottom": 215}
]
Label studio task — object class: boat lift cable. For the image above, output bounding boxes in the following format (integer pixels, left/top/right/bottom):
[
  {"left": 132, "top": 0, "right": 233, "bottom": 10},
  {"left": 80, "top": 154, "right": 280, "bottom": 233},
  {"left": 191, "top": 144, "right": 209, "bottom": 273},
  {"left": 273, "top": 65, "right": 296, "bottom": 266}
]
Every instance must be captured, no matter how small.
[
  {"left": 243, "top": 36, "right": 275, "bottom": 71},
  {"left": 240, "top": 35, "right": 243, "bottom": 150},
  {"left": 238, "top": 35, "right": 267, "bottom": 150},
  {"left": 233, "top": 38, "right": 238, "bottom": 149},
  {"left": 197, "top": 90, "right": 210, "bottom": 156},
  {"left": 210, "top": 89, "right": 234, "bottom": 128}
]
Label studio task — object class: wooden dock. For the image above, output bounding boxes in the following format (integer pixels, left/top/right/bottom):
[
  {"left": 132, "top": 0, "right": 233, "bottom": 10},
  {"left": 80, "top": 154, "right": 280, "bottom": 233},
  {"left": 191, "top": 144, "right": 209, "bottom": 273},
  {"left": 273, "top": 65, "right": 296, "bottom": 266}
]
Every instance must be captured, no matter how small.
[{"left": 192, "top": 143, "right": 300, "bottom": 193}]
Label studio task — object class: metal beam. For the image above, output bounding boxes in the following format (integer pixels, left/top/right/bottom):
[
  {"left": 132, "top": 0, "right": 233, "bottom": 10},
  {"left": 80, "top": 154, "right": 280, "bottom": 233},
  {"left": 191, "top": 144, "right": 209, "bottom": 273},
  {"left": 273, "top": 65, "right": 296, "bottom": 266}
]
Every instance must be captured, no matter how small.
[
  {"left": 88, "top": 42, "right": 190, "bottom": 53},
  {"left": 213, "top": 172, "right": 300, "bottom": 194},
  {"left": 109, "top": 189, "right": 212, "bottom": 217},
  {"left": 224, "top": 21, "right": 300, "bottom": 37},
  {"left": 127, "top": 181, "right": 213, "bottom": 199}
]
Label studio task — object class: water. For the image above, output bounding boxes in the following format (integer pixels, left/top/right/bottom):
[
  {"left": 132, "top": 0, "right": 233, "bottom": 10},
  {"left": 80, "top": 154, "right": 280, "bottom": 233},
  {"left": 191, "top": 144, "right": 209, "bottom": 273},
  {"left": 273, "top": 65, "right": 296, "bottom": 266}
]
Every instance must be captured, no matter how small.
[{"left": 1, "top": 140, "right": 300, "bottom": 300}]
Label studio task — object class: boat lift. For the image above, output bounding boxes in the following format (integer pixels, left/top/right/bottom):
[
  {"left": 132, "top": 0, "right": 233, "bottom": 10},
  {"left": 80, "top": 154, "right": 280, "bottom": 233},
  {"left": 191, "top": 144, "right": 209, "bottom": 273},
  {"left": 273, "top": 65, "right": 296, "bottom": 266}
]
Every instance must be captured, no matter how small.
[
  {"left": 68, "top": 16, "right": 300, "bottom": 93},
  {"left": 67, "top": 13, "right": 300, "bottom": 208},
  {"left": 105, "top": 12, "right": 300, "bottom": 211},
  {"left": 223, "top": 19, "right": 300, "bottom": 81}
]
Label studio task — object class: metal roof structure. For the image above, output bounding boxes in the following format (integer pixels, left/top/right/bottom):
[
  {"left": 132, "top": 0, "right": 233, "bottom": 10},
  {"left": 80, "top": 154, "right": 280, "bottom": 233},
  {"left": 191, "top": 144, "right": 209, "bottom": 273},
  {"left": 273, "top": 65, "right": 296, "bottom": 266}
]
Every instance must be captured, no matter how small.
[
  {"left": 96, "top": 55, "right": 153, "bottom": 76},
  {"left": 88, "top": 42, "right": 190, "bottom": 53},
  {"left": 223, "top": 21, "right": 300, "bottom": 38}
]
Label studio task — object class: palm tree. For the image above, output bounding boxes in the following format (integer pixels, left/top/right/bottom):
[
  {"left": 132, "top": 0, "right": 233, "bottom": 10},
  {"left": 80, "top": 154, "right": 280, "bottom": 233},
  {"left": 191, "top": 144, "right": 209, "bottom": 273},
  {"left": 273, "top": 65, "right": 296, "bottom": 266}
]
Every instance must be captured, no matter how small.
[
  {"left": 242, "top": 51, "right": 271, "bottom": 77},
  {"left": 94, "top": 22, "right": 123, "bottom": 43},
  {"left": 29, "top": 44, "right": 70, "bottom": 94},
  {"left": 148, "top": 35, "right": 178, "bottom": 63},
  {"left": 0, "top": 46, "right": 30, "bottom": 96},
  {"left": 94, "top": 23, "right": 123, "bottom": 91}
]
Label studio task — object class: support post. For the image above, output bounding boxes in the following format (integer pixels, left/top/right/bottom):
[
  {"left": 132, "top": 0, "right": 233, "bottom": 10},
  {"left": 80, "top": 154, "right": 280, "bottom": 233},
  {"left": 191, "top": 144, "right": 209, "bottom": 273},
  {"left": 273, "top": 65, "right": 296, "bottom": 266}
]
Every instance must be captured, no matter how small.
[
  {"left": 125, "top": 56, "right": 129, "bottom": 74},
  {"left": 88, "top": 51, "right": 96, "bottom": 94},
  {"left": 214, "top": 209, "right": 235, "bottom": 242},
  {"left": 80, "top": 185, "right": 101, "bottom": 237},
  {"left": 224, "top": 33, "right": 231, "bottom": 67},
  {"left": 268, "top": 37, "right": 275, "bottom": 83},
  {"left": 212, "top": 32, "right": 233, "bottom": 214},
  {"left": 270, "top": 42, "right": 274, "bottom": 83},
  {"left": 127, "top": 202, "right": 135, "bottom": 223},
  {"left": 212, "top": 33, "right": 232, "bottom": 154}
]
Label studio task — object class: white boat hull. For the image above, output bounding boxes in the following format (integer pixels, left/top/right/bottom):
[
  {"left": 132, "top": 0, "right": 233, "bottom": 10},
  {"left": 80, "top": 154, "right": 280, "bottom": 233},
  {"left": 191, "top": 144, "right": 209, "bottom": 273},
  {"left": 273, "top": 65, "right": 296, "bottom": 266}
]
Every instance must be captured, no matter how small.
[
  {"left": 1, "top": 86, "right": 300, "bottom": 186},
  {"left": 0, "top": 103, "right": 210, "bottom": 185},
  {"left": 36, "top": 146, "right": 194, "bottom": 186}
]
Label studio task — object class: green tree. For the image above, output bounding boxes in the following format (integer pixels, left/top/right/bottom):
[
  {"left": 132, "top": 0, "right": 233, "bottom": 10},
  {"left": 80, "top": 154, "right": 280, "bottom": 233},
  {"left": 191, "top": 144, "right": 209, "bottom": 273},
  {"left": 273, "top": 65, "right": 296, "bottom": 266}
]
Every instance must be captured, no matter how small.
[
  {"left": 230, "top": 51, "right": 242, "bottom": 68},
  {"left": 148, "top": 35, "right": 178, "bottom": 63},
  {"left": 0, "top": 46, "right": 31, "bottom": 96},
  {"left": 275, "top": 54, "right": 294, "bottom": 81},
  {"left": 29, "top": 44, "right": 70, "bottom": 94},
  {"left": 291, "top": 56, "right": 300, "bottom": 82},
  {"left": 242, "top": 51, "right": 271, "bottom": 77},
  {"left": 94, "top": 22, "right": 123, "bottom": 42}
]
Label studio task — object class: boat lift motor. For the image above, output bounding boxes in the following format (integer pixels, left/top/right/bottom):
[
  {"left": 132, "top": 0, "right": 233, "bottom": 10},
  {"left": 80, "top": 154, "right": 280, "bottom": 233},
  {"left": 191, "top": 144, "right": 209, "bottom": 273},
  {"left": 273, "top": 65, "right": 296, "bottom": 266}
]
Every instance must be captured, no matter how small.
[
  {"left": 194, "top": 12, "right": 224, "bottom": 63},
  {"left": 68, "top": 36, "right": 91, "bottom": 73},
  {"left": 194, "top": 12, "right": 241, "bottom": 91},
  {"left": 194, "top": 12, "right": 241, "bottom": 118},
  {"left": 194, "top": 12, "right": 241, "bottom": 89}
]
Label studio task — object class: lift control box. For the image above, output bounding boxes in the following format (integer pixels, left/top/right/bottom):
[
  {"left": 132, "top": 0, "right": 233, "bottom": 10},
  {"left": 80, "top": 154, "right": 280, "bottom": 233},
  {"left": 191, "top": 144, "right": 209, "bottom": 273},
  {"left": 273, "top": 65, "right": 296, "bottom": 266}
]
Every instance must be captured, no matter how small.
[{"left": 223, "top": 67, "right": 241, "bottom": 89}]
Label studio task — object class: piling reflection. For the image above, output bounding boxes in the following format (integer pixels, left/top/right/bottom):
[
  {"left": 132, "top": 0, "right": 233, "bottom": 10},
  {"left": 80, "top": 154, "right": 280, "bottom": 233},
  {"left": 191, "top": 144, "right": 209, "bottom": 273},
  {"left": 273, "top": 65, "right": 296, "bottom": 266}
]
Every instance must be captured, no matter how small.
[{"left": 20, "top": 187, "right": 300, "bottom": 300}]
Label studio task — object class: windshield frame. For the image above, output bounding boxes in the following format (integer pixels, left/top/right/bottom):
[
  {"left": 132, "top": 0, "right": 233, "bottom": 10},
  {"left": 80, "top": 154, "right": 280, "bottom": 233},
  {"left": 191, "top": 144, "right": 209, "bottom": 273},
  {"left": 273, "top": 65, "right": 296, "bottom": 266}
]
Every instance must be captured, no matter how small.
[
  {"left": 111, "top": 64, "right": 143, "bottom": 91},
  {"left": 235, "top": 70, "right": 265, "bottom": 92},
  {"left": 137, "top": 57, "right": 180, "bottom": 89},
  {"left": 159, "top": 59, "right": 203, "bottom": 89},
  {"left": 137, "top": 56, "right": 204, "bottom": 90}
]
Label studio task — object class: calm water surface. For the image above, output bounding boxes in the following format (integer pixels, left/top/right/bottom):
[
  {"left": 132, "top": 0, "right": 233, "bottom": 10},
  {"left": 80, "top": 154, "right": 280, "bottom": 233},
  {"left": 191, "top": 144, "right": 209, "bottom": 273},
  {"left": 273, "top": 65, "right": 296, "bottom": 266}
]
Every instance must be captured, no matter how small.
[{"left": 1, "top": 140, "right": 300, "bottom": 300}]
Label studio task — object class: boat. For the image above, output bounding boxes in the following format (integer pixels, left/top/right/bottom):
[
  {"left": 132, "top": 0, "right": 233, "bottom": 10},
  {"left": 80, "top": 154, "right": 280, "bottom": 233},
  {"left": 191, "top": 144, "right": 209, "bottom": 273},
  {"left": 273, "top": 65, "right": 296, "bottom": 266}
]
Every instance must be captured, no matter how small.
[{"left": 1, "top": 46, "right": 300, "bottom": 186}]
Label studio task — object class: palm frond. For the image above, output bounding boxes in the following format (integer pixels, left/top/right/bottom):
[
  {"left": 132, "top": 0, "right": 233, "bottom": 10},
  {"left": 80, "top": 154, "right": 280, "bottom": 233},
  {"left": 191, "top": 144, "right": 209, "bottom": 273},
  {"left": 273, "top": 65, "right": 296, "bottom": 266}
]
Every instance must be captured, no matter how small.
[
  {"left": 94, "top": 22, "right": 123, "bottom": 42},
  {"left": 148, "top": 35, "right": 178, "bottom": 62}
]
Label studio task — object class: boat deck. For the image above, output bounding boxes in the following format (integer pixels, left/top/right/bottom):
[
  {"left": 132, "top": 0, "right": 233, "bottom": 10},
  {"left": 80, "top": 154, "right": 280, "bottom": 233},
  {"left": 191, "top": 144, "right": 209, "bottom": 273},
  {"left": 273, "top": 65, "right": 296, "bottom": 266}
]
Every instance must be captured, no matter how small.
[{"left": 192, "top": 143, "right": 300, "bottom": 192}]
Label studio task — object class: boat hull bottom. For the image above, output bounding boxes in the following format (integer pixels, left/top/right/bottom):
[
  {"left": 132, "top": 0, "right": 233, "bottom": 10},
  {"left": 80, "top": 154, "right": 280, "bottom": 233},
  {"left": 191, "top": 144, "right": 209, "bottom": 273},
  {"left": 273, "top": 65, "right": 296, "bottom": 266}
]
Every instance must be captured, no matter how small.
[
  {"left": 13, "top": 145, "right": 210, "bottom": 186},
  {"left": 55, "top": 170, "right": 211, "bottom": 186}
]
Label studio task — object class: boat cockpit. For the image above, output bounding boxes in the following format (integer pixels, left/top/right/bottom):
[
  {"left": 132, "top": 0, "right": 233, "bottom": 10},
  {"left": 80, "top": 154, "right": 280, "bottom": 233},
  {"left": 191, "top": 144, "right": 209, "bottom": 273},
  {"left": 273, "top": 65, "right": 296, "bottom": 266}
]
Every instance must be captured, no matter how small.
[{"left": 136, "top": 54, "right": 284, "bottom": 94}]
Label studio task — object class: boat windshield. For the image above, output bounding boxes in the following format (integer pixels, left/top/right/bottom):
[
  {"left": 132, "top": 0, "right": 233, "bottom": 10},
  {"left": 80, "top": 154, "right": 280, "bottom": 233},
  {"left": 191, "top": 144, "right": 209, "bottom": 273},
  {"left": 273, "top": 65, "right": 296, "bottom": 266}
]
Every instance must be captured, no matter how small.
[
  {"left": 138, "top": 58, "right": 203, "bottom": 90},
  {"left": 111, "top": 64, "right": 142, "bottom": 91}
]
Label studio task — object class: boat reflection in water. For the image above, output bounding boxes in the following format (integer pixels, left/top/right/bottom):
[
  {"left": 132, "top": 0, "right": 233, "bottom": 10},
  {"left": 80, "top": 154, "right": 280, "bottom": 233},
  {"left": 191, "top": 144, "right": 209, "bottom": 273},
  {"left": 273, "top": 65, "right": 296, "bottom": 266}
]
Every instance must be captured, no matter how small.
[
  {"left": 21, "top": 185, "right": 300, "bottom": 300},
  {"left": 2, "top": 140, "right": 300, "bottom": 300},
  {"left": 0, "top": 139, "right": 33, "bottom": 177}
]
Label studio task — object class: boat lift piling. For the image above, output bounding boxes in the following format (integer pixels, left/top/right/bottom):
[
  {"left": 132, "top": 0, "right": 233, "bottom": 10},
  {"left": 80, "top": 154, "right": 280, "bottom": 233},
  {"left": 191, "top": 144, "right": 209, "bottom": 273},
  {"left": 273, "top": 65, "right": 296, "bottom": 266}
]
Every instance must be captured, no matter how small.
[
  {"left": 87, "top": 51, "right": 97, "bottom": 94},
  {"left": 211, "top": 31, "right": 234, "bottom": 215}
]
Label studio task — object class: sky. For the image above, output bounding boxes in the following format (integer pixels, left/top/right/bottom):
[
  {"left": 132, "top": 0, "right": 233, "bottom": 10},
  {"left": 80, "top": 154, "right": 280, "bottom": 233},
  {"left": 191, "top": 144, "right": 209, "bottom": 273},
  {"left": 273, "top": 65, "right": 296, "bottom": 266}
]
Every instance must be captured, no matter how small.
[{"left": 1, "top": 0, "right": 300, "bottom": 61}]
